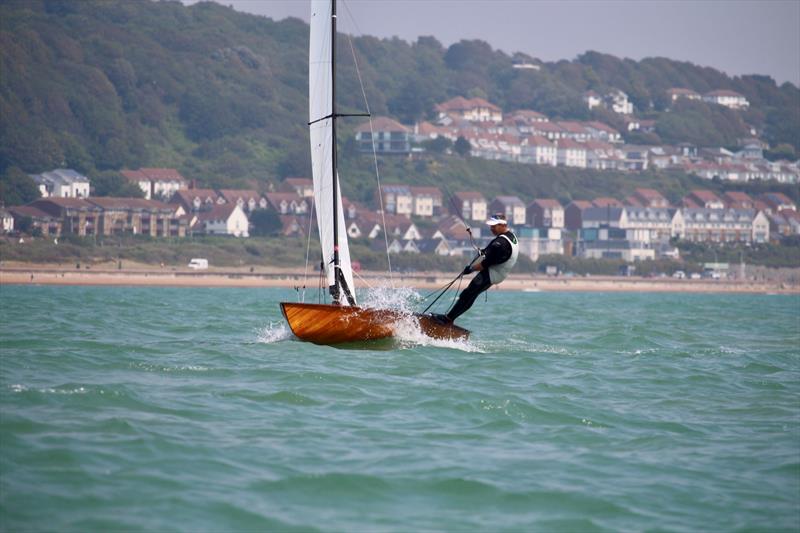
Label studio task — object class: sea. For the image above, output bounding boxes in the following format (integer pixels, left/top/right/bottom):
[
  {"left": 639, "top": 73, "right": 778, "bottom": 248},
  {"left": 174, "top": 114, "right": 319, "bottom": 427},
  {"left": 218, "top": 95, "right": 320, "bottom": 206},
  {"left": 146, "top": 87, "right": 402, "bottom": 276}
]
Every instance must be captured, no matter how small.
[{"left": 1, "top": 284, "right": 798, "bottom": 532}]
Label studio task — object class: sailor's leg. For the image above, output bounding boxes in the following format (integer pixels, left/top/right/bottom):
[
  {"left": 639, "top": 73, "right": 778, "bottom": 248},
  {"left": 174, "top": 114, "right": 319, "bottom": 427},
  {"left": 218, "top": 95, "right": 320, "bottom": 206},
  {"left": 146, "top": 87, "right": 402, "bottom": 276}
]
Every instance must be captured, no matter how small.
[{"left": 446, "top": 270, "right": 492, "bottom": 321}]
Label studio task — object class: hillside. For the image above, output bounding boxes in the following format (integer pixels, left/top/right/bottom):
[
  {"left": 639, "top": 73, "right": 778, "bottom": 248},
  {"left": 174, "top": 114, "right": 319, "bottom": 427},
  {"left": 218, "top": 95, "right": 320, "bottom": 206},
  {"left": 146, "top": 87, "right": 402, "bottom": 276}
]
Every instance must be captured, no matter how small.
[{"left": 1, "top": 0, "right": 798, "bottom": 202}]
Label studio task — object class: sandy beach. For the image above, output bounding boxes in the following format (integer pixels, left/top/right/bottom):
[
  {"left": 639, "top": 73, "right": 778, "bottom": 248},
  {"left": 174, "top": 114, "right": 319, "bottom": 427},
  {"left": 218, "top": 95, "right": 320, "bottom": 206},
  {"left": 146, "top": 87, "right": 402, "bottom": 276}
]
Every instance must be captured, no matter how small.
[{"left": 1, "top": 262, "right": 797, "bottom": 294}]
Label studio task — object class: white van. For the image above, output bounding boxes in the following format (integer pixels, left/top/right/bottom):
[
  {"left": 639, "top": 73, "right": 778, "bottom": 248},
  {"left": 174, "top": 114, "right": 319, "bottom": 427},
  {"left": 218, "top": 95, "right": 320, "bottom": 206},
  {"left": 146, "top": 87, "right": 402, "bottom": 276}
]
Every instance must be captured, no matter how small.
[{"left": 187, "top": 258, "right": 208, "bottom": 270}]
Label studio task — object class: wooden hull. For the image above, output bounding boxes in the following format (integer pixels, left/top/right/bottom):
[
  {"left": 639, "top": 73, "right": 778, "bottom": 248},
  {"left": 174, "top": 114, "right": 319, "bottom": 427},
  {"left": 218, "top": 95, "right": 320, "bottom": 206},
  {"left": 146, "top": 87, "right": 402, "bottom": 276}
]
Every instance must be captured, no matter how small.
[{"left": 280, "top": 302, "right": 470, "bottom": 345}]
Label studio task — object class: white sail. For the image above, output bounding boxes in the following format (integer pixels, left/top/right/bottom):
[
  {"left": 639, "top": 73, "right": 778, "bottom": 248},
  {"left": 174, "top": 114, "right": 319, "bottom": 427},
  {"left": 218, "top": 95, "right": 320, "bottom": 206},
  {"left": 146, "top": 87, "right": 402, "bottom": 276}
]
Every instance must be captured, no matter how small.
[{"left": 309, "top": 0, "right": 356, "bottom": 304}]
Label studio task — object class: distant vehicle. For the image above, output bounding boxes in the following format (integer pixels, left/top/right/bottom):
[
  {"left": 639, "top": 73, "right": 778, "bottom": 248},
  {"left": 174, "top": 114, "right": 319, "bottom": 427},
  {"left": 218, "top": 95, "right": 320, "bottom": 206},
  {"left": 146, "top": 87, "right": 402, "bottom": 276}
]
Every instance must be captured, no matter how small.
[
  {"left": 689, "top": 272, "right": 702, "bottom": 280},
  {"left": 187, "top": 258, "right": 208, "bottom": 270},
  {"left": 703, "top": 271, "right": 722, "bottom": 280},
  {"left": 672, "top": 270, "right": 686, "bottom": 279}
]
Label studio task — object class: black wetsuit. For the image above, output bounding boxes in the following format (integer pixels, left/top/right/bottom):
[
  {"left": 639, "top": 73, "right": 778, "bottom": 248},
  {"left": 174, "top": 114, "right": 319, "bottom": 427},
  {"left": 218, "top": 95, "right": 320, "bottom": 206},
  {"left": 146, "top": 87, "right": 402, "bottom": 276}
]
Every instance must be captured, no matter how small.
[{"left": 445, "top": 230, "right": 516, "bottom": 321}]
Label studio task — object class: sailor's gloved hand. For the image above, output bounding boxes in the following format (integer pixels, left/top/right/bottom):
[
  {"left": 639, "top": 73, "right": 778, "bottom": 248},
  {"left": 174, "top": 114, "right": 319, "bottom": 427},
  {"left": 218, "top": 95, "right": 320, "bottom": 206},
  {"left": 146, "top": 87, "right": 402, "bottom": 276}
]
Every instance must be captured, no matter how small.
[{"left": 462, "top": 265, "right": 473, "bottom": 276}]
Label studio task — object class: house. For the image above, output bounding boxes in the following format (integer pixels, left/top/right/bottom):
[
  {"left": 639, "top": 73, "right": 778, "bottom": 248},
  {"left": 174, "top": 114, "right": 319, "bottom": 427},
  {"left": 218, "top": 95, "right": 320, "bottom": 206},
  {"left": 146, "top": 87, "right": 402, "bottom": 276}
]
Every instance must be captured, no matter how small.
[
  {"left": 520, "top": 136, "right": 557, "bottom": 166},
  {"left": 581, "top": 206, "right": 627, "bottom": 229},
  {"left": 279, "top": 215, "right": 309, "bottom": 237},
  {"left": 87, "top": 197, "right": 186, "bottom": 237},
  {"left": 408, "top": 186, "right": 443, "bottom": 218},
  {"left": 416, "top": 238, "right": 453, "bottom": 256},
  {"left": 556, "top": 138, "right": 587, "bottom": 168},
  {"left": 452, "top": 191, "right": 487, "bottom": 222},
  {"left": 584, "top": 141, "right": 623, "bottom": 170},
  {"left": 682, "top": 208, "right": 768, "bottom": 243},
  {"left": 217, "top": 189, "right": 267, "bottom": 212},
  {"left": 666, "top": 88, "right": 701, "bottom": 103},
  {"left": 170, "top": 189, "right": 222, "bottom": 213},
  {"left": 281, "top": 177, "right": 314, "bottom": 198},
  {"left": 434, "top": 215, "right": 476, "bottom": 241},
  {"left": 265, "top": 192, "right": 308, "bottom": 215},
  {"left": 380, "top": 184, "right": 413, "bottom": 217},
  {"left": 516, "top": 227, "right": 563, "bottom": 261},
  {"left": 722, "top": 191, "right": 755, "bottom": 210},
  {"left": 682, "top": 190, "right": 725, "bottom": 209},
  {"left": 8, "top": 204, "right": 61, "bottom": 236},
  {"left": 583, "top": 90, "right": 603, "bottom": 110},
  {"left": 531, "top": 122, "right": 566, "bottom": 141},
  {"left": 584, "top": 121, "right": 622, "bottom": 143},
  {"left": 606, "top": 90, "right": 634, "bottom": 114},
  {"left": 564, "top": 200, "right": 594, "bottom": 231},
  {"left": 624, "top": 207, "right": 683, "bottom": 241},
  {"left": 435, "top": 96, "right": 503, "bottom": 123},
  {"left": 593, "top": 197, "right": 624, "bottom": 208},
  {"left": 528, "top": 199, "right": 564, "bottom": 228},
  {"left": 556, "top": 121, "right": 590, "bottom": 142},
  {"left": 621, "top": 146, "right": 650, "bottom": 171},
  {"left": 196, "top": 204, "right": 249, "bottom": 237},
  {"left": 489, "top": 196, "right": 526, "bottom": 226},
  {"left": 703, "top": 90, "right": 749, "bottom": 110},
  {"left": 629, "top": 188, "right": 670, "bottom": 208},
  {"left": 121, "top": 168, "right": 188, "bottom": 200},
  {"left": 577, "top": 226, "right": 655, "bottom": 261},
  {"left": 30, "top": 169, "right": 90, "bottom": 199},
  {"left": 0, "top": 208, "right": 13, "bottom": 233},
  {"left": 355, "top": 116, "right": 411, "bottom": 154},
  {"left": 759, "top": 192, "right": 796, "bottom": 213},
  {"left": 22, "top": 198, "right": 101, "bottom": 236}
]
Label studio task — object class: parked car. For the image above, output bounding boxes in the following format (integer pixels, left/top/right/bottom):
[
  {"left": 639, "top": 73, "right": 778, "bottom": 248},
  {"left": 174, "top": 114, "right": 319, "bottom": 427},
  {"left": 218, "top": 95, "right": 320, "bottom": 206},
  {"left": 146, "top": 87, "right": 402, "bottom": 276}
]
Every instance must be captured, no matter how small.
[{"left": 672, "top": 270, "right": 686, "bottom": 279}]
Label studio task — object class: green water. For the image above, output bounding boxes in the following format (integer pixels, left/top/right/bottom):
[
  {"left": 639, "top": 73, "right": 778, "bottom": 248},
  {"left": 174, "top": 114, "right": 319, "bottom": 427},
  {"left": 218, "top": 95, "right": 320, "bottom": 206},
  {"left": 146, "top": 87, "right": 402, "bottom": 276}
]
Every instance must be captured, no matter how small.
[{"left": 1, "top": 285, "right": 798, "bottom": 531}]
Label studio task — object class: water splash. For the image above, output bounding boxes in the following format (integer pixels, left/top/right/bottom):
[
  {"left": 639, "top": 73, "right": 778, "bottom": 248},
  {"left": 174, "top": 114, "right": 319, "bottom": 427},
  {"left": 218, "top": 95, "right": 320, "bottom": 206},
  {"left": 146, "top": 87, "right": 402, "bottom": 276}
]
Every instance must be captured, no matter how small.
[
  {"left": 257, "top": 322, "right": 293, "bottom": 343},
  {"left": 358, "top": 283, "right": 421, "bottom": 313}
]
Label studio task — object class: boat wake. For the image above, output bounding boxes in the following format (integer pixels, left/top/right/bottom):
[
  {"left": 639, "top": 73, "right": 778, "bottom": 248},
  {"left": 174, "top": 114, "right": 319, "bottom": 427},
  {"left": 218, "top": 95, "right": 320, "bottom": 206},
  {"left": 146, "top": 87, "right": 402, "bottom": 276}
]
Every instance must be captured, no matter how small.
[{"left": 256, "top": 322, "right": 294, "bottom": 343}]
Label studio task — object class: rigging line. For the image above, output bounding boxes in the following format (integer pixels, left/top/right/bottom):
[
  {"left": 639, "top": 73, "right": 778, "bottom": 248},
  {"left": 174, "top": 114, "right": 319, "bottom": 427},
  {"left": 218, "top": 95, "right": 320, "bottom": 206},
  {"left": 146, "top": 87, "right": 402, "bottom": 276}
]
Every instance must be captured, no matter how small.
[
  {"left": 342, "top": 12, "right": 394, "bottom": 286},
  {"left": 301, "top": 193, "right": 317, "bottom": 303}
]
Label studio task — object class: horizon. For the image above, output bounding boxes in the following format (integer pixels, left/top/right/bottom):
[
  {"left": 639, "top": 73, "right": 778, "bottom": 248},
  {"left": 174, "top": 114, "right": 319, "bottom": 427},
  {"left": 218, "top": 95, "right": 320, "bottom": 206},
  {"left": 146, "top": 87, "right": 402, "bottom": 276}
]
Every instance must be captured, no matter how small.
[{"left": 183, "top": 0, "right": 800, "bottom": 87}]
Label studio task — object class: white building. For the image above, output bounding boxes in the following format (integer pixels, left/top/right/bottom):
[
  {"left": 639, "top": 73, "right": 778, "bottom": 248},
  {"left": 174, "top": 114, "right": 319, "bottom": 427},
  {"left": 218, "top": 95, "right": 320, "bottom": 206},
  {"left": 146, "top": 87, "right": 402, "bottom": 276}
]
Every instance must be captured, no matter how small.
[
  {"left": 520, "top": 136, "right": 557, "bottom": 166},
  {"left": 121, "top": 168, "right": 188, "bottom": 200},
  {"left": 556, "top": 139, "right": 588, "bottom": 168},
  {"left": 0, "top": 208, "right": 14, "bottom": 233},
  {"left": 197, "top": 204, "right": 249, "bottom": 237},
  {"left": 703, "top": 90, "right": 749, "bottom": 110},
  {"left": 30, "top": 169, "right": 90, "bottom": 198}
]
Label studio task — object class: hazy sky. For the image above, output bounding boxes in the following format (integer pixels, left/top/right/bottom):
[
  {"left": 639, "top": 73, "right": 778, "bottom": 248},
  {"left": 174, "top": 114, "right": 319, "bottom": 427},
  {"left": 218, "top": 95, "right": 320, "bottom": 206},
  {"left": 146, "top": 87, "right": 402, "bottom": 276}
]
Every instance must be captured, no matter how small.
[{"left": 185, "top": 0, "right": 800, "bottom": 86}]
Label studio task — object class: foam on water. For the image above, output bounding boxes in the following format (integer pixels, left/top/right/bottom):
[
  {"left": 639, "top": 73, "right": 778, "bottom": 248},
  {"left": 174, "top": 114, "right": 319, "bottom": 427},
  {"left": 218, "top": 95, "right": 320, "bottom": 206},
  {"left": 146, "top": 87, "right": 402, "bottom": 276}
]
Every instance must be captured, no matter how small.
[{"left": 256, "top": 321, "right": 293, "bottom": 343}]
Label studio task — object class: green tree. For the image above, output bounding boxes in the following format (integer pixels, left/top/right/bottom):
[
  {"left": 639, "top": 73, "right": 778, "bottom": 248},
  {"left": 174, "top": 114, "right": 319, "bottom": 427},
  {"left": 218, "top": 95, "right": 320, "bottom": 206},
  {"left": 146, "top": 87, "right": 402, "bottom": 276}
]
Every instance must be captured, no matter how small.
[
  {"left": 0, "top": 167, "right": 40, "bottom": 206},
  {"left": 421, "top": 136, "right": 453, "bottom": 154},
  {"left": 91, "top": 171, "right": 145, "bottom": 197},
  {"left": 249, "top": 208, "right": 282, "bottom": 236},
  {"left": 454, "top": 136, "right": 471, "bottom": 157}
]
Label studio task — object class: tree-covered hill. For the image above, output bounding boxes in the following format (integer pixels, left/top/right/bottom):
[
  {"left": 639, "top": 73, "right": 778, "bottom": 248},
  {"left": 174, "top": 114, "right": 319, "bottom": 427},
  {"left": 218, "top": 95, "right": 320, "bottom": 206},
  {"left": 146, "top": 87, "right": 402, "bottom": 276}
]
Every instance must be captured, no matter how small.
[{"left": 1, "top": 0, "right": 798, "bottom": 201}]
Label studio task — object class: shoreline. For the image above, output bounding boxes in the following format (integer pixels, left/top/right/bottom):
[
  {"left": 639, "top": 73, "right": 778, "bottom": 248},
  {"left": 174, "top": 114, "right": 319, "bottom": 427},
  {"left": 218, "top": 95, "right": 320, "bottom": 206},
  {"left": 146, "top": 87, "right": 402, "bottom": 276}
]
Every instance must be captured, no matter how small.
[{"left": 1, "top": 264, "right": 797, "bottom": 294}]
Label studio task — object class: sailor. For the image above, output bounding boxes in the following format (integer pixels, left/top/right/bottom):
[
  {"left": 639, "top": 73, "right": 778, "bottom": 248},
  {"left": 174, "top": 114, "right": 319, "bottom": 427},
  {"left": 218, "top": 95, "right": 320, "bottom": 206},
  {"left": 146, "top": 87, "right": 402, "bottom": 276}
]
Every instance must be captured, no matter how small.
[{"left": 436, "top": 213, "right": 519, "bottom": 324}]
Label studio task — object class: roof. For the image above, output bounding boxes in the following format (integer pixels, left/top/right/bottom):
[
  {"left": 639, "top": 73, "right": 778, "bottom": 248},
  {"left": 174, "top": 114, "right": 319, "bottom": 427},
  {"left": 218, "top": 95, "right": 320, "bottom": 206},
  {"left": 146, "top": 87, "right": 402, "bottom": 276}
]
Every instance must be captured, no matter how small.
[
  {"left": 121, "top": 168, "right": 187, "bottom": 183},
  {"left": 705, "top": 90, "right": 746, "bottom": 98},
  {"left": 381, "top": 184, "right": 412, "bottom": 195},
  {"left": 86, "top": 197, "right": 175, "bottom": 211},
  {"left": 635, "top": 188, "right": 667, "bottom": 200},
  {"left": 530, "top": 198, "right": 563, "bottom": 209},
  {"left": 170, "top": 189, "right": 219, "bottom": 205},
  {"left": 265, "top": 192, "right": 304, "bottom": 203},
  {"left": 408, "top": 186, "right": 442, "bottom": 196},
  {"left": 688, "top": 190, "right": 723, "bottom": 203},
  {"left": 217, "top": 189, "right": 262, "bottom": 202},
  {"left": 582, "top": 207, "right": 624, "bottom": 222},
  {"left": 32, "top": 197, "right": 96, "bottom": 209},
  {"left": 356, "top": 116, "right": 409, "bottom": 133},
  {"left": 667, "top": 87, "right": 700, "bottom": 95},
  {"left": 524, "top": 135, "right": 553, "bottom": 147},
  {"left": 30, "top": 168, "right": 90, "bottom": 185},
  {"left": 8, "top": 205, "right": 56, "bottom": 219},
  {"left": 567, "top": 200, "right": 593, "bottom": 210},
  {"left": 196, "top": 203, "right": 238, "bottom": 221},
  {"left": 556, "top": 138, "right": 586, "bottom": 150},
  {"left": 454, "top": 191, "right": 486, "bottom": 202},
  {"left": 592, "top": 197, "right": 623, "bottom": 207}
]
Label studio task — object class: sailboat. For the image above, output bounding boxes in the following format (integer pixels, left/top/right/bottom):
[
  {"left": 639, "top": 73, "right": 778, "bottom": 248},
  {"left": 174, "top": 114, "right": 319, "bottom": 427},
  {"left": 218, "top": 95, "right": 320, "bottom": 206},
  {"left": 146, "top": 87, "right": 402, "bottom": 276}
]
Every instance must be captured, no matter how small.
[{"left": 279, "top": 0, "right": 469, "bottom": 345}]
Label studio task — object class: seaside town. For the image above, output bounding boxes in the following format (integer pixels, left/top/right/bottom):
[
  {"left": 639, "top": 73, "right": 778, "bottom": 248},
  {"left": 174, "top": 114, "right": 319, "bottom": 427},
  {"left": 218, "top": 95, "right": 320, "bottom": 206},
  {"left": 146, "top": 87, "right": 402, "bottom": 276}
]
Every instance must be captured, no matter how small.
[{"left": 3, "top": 92, "right": 797, "bottom": 276}]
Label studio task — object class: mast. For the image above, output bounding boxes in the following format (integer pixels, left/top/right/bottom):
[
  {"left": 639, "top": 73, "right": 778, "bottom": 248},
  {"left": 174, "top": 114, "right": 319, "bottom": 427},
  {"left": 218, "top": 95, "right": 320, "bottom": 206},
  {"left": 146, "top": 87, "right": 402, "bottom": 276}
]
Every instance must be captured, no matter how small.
[{"left": 330, "top": 0, "right": 341, "bottom": 303}]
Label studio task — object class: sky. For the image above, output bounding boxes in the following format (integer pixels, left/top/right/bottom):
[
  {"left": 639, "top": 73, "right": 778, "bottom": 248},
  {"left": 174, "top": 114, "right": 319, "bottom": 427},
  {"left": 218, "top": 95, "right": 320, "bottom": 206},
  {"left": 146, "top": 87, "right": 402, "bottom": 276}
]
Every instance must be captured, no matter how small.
[{"left": 184, "top": 0, "right": 800, "bottom": 86}]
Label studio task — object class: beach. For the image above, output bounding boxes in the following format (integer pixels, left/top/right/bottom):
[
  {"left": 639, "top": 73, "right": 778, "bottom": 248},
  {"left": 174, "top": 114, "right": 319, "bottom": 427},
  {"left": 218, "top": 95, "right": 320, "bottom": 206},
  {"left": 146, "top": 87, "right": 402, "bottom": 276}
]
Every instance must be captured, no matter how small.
[{"left": 1, "top": 262, "right": 796, "bottom": 293}]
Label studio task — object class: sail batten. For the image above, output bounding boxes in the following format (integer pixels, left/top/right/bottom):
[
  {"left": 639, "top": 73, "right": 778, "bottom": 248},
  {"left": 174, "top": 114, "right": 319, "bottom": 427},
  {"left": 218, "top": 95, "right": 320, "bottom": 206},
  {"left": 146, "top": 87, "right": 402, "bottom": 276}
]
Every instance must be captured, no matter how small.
[{"left": 309, "top": 0, "right": 356, "bottom": 304}]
